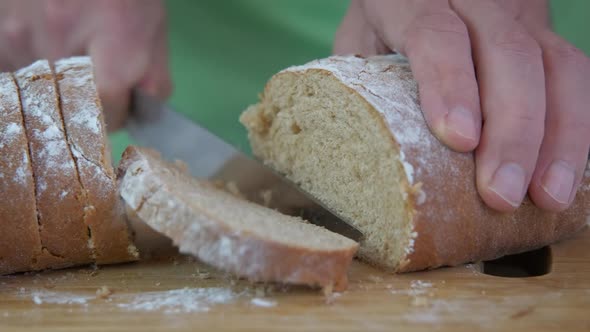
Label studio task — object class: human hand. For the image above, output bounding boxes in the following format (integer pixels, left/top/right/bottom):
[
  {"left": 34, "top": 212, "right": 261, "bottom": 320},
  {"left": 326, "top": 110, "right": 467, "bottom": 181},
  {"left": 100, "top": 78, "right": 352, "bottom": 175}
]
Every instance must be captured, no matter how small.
[
  {"left": 0, "top": 0, "right": 172, "bottom": 130},
  {"left": 334, "top": 0, "right": 590, "bottom": 212}
]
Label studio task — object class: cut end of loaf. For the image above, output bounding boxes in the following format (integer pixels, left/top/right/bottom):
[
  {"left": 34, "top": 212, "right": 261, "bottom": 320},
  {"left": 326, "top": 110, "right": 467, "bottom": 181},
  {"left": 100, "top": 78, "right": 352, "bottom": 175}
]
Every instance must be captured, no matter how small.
[
  {"left": 0, "top": 57, "right": 138, "bottom": 275},
  {"left": 240, "top": 68, "right": 416, "bottom": 271},
  {"left": 118, "top": 146, "right": 358, "bottom": 290}
]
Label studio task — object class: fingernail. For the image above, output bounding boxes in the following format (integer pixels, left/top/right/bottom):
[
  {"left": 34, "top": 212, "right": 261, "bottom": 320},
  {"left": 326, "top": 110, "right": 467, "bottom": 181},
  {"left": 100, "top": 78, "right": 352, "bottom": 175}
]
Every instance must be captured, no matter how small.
[
  {"left": 446, "top": 106, "right": 477, "bottom": 141},
  {"left": 541, "top": 160, "right": 575, "bottom": 204},
  {"left": 489, "top": 162, "right": 527, "bottom": 208}
]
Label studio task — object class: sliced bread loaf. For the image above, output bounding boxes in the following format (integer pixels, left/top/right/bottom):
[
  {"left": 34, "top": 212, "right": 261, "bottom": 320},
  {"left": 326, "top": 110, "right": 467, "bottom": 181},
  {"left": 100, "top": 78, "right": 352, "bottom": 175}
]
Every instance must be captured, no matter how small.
[
  {"left": 118, "top": 146, "right": 359, "bottom": 290},
  {"left": 14, "top": 60, "right": 93, "bottom": 267},
  {"left": 0, "top": 73, "right": 62, "bottom": 273},
  {"left": 240, "top": 55, "right": 590, "bottom": 272},
  {"left": 55, "top": 56, "right": 138, "bottom": 264}
]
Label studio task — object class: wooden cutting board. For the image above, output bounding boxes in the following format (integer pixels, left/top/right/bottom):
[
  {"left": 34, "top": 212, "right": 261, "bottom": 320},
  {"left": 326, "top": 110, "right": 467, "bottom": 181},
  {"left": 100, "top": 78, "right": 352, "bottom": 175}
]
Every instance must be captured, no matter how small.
[{"left": 1, "top": 223, "right": 589, "bottom": 332}]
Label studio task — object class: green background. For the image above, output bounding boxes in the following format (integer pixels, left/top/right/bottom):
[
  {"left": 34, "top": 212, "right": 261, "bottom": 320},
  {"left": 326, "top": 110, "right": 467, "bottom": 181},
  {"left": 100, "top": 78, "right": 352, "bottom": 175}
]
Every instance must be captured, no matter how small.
[{"left": 110, "top": 0, "right": 590, "bottom": 161}]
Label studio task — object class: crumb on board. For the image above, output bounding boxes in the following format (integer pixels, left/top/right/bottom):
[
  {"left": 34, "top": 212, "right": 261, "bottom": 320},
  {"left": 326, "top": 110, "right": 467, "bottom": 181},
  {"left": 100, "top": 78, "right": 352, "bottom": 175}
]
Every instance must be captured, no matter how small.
[
  {"left": 225, "top": 181, "right": 244, "bottom": 198},
  {"left": 324, "top": 286, "right": 342, "bottom": 305},
  {"left": 173, "top": 160, "right": 189, "bottom": 173},
  {"left": 411, "top": 296, "right": 429, "bottom": 307},
  {"left": 367, "top": 275, "right": 383, "bottom": 283},
  {"left": 250, "top": 297, "right": 277, "bottom": 308},
  {"left": 197, "top": 272, "right": 211, "bottom": 280},
  {"left": 96, "top": 286, "right": 113, "bottom": 299},
  {"left": 259, "top": 189, "right": 273, "bottom": 207},
  {"left": 255, "top": 287, "right": 266, "bottom": 298},
  {"left": 510, "top": 306, "right": 535, "bottom": 319},
  {"left": 322, "top": 283, "right": 334, "bottom": 298}
]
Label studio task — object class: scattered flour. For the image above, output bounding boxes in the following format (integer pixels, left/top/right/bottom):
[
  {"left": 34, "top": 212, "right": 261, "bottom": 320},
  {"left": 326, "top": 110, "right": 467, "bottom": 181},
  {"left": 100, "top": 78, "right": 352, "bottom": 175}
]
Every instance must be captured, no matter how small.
[
  {"left": 116, "top": 287, "right": 237, "bottom": 314},
  {"left": 398, "top": 151, "right": 415, "bottom": 184},
  {"left": 21, "top": 287, "right": 239, "bottom": 314},
  {"left": 402, "top": 292, "right": 562, "bottom": 326},
  {"left": 250, "top": 298, "right": 277, "bottom": 308},
  {"left": 27, "top": 290, "right": 92, "bottom": 305},
  {"left": 390, "top": 280, "right": 432, "bottom": 296},
  {"left": 3, "top": 122, "right": 21, "bottom": 137}
]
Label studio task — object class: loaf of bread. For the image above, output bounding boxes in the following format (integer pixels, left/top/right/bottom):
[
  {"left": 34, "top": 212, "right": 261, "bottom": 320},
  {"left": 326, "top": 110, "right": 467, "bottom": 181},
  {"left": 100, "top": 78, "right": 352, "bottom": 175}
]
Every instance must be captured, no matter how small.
[
  {"left": 118, "top": 146, "right": 358, "bottom": 290},
  {"left": 240, "top": 55, "right": 590, "bottom": 272},
  {"left": 0, "top": 57, "right": 138, "bottom": 275}
]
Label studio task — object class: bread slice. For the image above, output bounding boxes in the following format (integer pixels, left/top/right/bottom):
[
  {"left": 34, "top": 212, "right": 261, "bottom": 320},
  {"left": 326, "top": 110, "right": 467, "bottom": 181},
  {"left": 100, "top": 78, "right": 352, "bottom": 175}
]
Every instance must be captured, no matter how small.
[
  {"left": 240, "top": 55, "right": 590, "bottom": 272},
  {"left": 118, "top": 146, "right": 358, "bottom": 290},
  {"left": 54, "top": 56, "right": 138, "bottom": 264},
  {"left": 0, "top": 73, "right": 62, "bottom": 274},
  {"left": 14, "top": 60, "right": 93, "bottom": 267}
]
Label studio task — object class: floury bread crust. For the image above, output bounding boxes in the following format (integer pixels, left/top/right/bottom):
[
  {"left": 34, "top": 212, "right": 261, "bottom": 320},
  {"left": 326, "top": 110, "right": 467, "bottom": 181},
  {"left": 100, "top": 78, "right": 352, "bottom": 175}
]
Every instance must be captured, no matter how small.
[
  {"left": 240, "top": 55, "right": 590, "bottom": 272},
  {"left": 14, "top": 60, "right": 93, "bottom": 268},
  {"left": 118, "top": 146, "right": 359, "bottom": 290},
  {"left": 0, "top": 73, "right": 61, "bottom": 274},
  {"left": 55, "top": 56, "right": 138, "bottom": 264}
]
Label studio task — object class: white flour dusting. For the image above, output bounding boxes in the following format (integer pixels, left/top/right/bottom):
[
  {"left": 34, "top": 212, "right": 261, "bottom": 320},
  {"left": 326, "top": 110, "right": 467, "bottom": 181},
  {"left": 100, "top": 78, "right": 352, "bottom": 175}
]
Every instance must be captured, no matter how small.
[
  {"left": 21, "top": 287, "right": 239, "bottom": 314},
  {"left": 3, "top": 122, "right": 21, "bottom": 137},
  {"left": 250, "top": 298, "right": 277, "bottom": 308},
  {"left": 403, "top": 232, "right": 418, "bottom": 255},
  {"left": 15, "top": 60, "right": 75, "bottom": 196},
  {"left": 56, "top": 56, "right": 107, "bottom": 164},
  {"left": 13, "top": 151, "right": 29, "bottom": 184},
  {"left": 402, "top": 292, "right": 562, "bottom": 326},
  {"left": 0, "top": 73, "right": 31, "bottom": 186},
  {"left": 27, "top": 290, "right": 92, "bottom": 306},
  {"left": 116, "top": 288, "right": 237, "bottom": 314},
  {"left": 68, "top": 109, "right": 100, "bottom": 135},
  {"left": 390, "top": 280, "right": 433, "bottom": 296},
  {"left": 398, "top": 151, "right": 414, "bottom": 184}
]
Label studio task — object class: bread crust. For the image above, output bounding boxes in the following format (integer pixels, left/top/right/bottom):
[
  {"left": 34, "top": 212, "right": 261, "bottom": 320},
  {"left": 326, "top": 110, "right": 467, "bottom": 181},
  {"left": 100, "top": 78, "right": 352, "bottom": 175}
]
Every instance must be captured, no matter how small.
[
  {"left": 55, "top": 57, "right": 138, "bottom": 264},
  {"left": 14, "top": 60, "right": 92, "bottom": 267},
  {"left": 0, "top": 73, "right": 61, "bottom": 274},
  {"left": 118, "top": 146, "right": 358, "bottom": 291},
  {"left": 249, "top": 55, "right": 590, "bottom": 272}
]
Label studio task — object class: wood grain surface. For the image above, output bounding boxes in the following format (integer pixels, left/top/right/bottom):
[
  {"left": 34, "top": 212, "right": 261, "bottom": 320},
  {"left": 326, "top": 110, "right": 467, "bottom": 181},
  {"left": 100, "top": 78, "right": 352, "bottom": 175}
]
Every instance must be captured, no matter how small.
[{"left": 1, "top": 223, "right": 588, "bottom": 332}]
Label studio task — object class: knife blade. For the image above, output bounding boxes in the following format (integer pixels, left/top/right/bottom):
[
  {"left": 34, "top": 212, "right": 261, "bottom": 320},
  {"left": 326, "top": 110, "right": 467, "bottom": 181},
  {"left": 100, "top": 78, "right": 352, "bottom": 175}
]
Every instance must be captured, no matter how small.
[{"left": 127, "top": 92, "right": 364, "bottom": 242}]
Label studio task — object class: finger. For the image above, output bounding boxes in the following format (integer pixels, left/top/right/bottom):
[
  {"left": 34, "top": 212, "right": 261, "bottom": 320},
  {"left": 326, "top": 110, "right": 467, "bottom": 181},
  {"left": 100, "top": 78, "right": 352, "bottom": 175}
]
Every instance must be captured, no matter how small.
[
  {"left": 0, "top": 0, "right": 34, "bottom": 70},
  {"left": 31, "top": 0, "right": 82, "bottom": 61},
  {"left": 138, "top": 5, "right": 172, "bottom": 100},
  {"left": 0, "top": 17, "right": 31, "bottom": 70},
  {"left": 88, "top": 32, "right": 150, "bottom": 131},
  {"left": 527, "top": 31, "right": 590, "bottom": 211},
  {"left": 398, "top": 3, "right": 481, "bottom": 152},
  {"left": 333, "top": 0, "right": 389, "bottom": 56},
  {"left": 451, "top": 0, "right": 546, "bottom": 211},
  {"left": 87, "top": 2, "right": 155, "bottom": 131}
]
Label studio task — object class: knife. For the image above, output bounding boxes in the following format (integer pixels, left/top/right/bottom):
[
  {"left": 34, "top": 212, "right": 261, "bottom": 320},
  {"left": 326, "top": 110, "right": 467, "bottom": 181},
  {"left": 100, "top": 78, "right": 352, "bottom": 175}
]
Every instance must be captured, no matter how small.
[{"left": 127, "top": 92, "right": 364, "bottom": 242}]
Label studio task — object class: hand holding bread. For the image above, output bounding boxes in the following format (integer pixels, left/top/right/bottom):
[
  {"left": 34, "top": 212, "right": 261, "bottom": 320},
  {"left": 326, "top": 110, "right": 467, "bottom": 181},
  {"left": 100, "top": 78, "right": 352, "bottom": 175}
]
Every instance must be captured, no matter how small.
[{"left": 334, "top": 0, "right": 590, "bottom": 213}]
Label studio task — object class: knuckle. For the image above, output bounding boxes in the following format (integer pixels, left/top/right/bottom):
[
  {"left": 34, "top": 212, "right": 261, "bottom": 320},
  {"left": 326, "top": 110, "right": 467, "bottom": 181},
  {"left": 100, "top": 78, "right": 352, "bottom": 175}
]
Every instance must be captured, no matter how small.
[
  {"left": 544, "top": 38, "right": 590, "bottom": 72},
  {"left": 424, "top": 66, "right": 477, "bottom": 94},
  {"left": 492, "top": 28, "right": 542, "bottom": 60},
  {"left": 1, "top": 18, "right": 27, "bottom": 45},
  {"left": 406, "top": 9, "right": 468, "bottom": 45}
]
